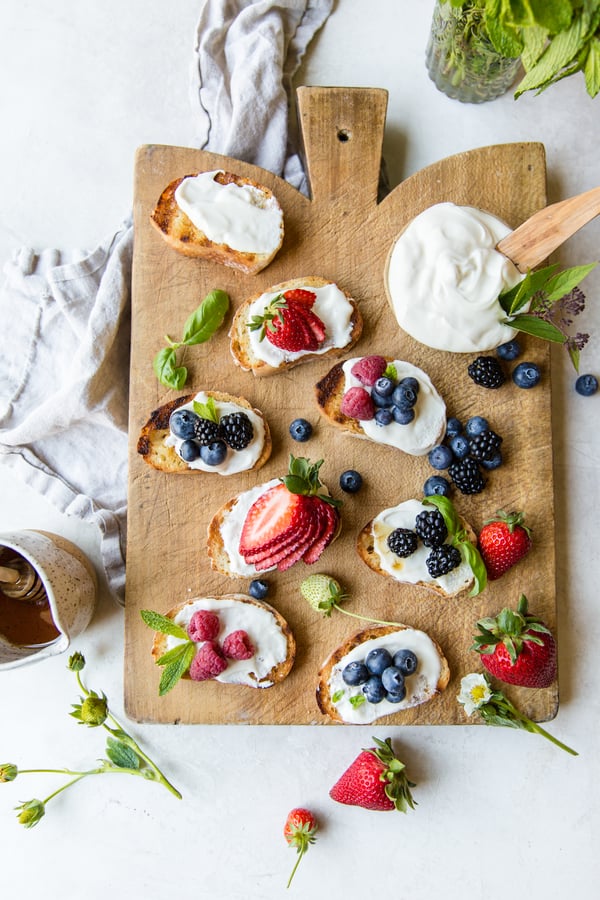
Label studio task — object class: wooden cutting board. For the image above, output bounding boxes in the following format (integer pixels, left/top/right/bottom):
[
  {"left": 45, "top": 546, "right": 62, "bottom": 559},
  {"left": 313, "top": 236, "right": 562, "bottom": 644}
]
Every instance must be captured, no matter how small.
[{"left": 124, "top": 86, "right": 556, "bottom": 726}]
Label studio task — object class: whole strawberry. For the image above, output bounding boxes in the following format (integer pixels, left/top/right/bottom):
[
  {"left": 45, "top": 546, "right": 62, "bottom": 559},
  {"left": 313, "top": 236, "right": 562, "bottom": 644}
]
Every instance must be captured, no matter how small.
[
  {"left": 283, "top": 807, "right": 318, "bottom": 888},
  {"left": 329, "top": 736, "right": 416, "bottom": 812},
  {"left": 478, "top": 509, "right": 532, "bottom": 579},
  {"left": 471, "top": 593, "right": 557, "bottom": 688}
]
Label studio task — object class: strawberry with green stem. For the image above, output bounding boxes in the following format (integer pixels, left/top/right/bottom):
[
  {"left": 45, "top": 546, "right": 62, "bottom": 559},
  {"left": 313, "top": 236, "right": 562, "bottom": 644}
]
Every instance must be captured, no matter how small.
[
  {"left": 478, "top": 509, "right": 532, "bottom": 580},
  {"left": 471, "top": 593, "right": 557, "bottom": 688},
  {"left": 283, "top": 807, "right": 318, "bottom": 888},
  {"left": 329, "top": 737, "right": 417, "bottom": 812},
  {"left": 300, "top": 574, "right": 405, "bottom": 628}
]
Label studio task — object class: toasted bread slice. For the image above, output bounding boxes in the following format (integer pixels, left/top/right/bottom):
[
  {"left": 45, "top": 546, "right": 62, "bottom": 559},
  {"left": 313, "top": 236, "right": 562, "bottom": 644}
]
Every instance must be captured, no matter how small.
[
  {"left": 207, "top": 474, "right": 342, "bottom": 577},
  {"left": 316, "top": 623, "right": 450, "bottom": 723},
  {"left": 356, "top": 498, "right": 477, "bottom": 598},
  {"left": 137, "top": 390, "right": 271, "bottom": 475},
  {"left": 151, "top": 594, "right": 295, "bottom": 688},
  {"left": 315, "top": 357, "right": 446, "bottom": 456},
  {"left": 229, "top": 276, "right": 363, "bottom": 376},
  {"left": 150, "top": 170, "right": 284, "bottom": 275}
]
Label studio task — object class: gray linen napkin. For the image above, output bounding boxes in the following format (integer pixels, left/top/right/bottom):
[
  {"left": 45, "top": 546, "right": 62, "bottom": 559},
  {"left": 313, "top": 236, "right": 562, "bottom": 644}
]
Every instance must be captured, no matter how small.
[{"left": 0, "top": 0, "right": 332, "bottom": 603}]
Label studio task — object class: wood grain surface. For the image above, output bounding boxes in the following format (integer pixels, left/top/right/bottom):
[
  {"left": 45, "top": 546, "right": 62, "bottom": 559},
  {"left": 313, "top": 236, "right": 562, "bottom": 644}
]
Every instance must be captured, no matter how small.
[{"left": 124, "top": 86, "right": 556, "bottom": 726}]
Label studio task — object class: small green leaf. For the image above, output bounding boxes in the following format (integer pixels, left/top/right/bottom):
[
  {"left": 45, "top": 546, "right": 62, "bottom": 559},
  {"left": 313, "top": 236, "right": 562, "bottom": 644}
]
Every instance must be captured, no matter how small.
[
  {"left": 507, "top": 314, "right": 567, "bottom": 342},
  {"left": 158, "top": 644, "right": 196, "bottom": 696},
  {"left": 153, "top": 347, "right": 187, "bottom": 390},
  {"left": 181, "top": 290, "right": 230, "bottom": 345},
  {"left": 105, "top": 737, "right": 141, "bottom": 770},
  {"left": 384, "top": 363, "right": 397, "bottom": 381},
  {"left": 543, "top": 262, "right": 597, "bottom": 302},
  {"left": 140, "top": 609, "right": 189, "bottom": 641},
  {"left": 156, "top": 642, "right": 194, "bottom": 667},
  {"left": 460, "top": 541, "right": 488, "bottom": 596},
  {"left": 332, "top": 689, "right": 345, "bottom": 703},
  {"left": 192, "top": 395, "right": 220, "bottom": 424},
  {"left": 349, "top": 694, "right": 366, "bottom": 708}
]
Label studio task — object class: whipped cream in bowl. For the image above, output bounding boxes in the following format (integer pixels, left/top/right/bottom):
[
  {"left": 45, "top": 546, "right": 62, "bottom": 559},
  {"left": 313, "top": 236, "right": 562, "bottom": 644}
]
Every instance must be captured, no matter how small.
[{"left": 385, "top": 202, "right": 525, "bottom": 353}]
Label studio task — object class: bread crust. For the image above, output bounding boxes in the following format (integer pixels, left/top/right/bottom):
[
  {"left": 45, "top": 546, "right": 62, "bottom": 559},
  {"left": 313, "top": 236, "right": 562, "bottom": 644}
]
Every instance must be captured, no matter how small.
[
  {"left": 152, "top": 594, "right": 296, "bottom": 687},
  {"left": 137, "top": 390, "right": 272, "bottom": 474},
  {"left": 316, "top": 623, "right": 450, "bottom": 722},
  {"left": 150, "top": 171, "right": 284, "bottom": 275},
  {"left": 356, "top": 513, "right": 477, "bottom": 598},
  {"left": 229, "top": 276, "right": 363, "bottom": 376}
]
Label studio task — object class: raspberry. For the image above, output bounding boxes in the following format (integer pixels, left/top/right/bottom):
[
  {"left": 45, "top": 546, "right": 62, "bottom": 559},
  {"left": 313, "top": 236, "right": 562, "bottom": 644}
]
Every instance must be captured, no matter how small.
[
  {"left": 283, "top": 288, "right": 317, "bottom": 307},
  {"left": 350, "top": 356, "right": 387, "bottom": 386},
  {"left": 340, "top": 386, "right": 375, "bottom": 420},
  {"left": 222, "top": 629, "right": 255, "bottom": 660},
  {"left": 188, "top": 609, "right": 220, "bottom": 642},
  {"left": 189, "top": 641, "right": 228, "bottom": 681}
]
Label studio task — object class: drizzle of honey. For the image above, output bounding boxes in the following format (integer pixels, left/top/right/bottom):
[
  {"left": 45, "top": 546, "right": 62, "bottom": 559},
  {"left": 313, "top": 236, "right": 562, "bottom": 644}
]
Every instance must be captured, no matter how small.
[{"left": 0, "top": 551, "right": 60, "bottom": 647}]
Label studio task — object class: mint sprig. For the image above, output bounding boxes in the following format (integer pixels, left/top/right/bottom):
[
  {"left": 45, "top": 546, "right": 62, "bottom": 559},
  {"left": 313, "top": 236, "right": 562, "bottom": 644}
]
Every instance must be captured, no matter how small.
[
  {"left": 424, "top": 495, "right": 487, "bottom": 596},
  {"left": 140, "top": 609, "right": 196, "bottom": 696},
  {"left": 498, "top": 262, "right": 596, "bottom": 370},
  {"left": 153, "top": 289, "right": 230, "bottom": 390}
]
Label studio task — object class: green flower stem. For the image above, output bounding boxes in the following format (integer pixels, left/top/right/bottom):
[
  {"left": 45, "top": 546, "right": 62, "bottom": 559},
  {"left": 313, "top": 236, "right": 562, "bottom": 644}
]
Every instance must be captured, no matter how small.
[
  {"left": 104, "top": 714, "right": 182, "bottom": 799},
  {"left": 42, "top": 773, "right": 90, "bottom": 806},
  {"left": 332, "top": 603, "right": 401, "bottom": 629},
  {"left": 287, "top": 849, "right": 305, "bottom": 890},
  {"left": 75, "top": 668, "right": 181, "bottom": 799},
  {"left": 502, "top": 699, "right": 578, "bottom": 757}
]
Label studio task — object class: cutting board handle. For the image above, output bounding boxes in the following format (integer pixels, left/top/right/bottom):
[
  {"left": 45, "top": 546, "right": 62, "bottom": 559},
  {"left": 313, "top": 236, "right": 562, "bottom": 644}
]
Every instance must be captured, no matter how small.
[{"left": 296, "top": 86, "right": 388, "bottom": 208}]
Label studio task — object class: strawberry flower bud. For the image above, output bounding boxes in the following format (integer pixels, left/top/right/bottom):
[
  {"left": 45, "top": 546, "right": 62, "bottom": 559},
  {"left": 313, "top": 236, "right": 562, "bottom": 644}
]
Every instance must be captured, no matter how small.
[
  {"left": 15, "top": 798, "right": 45, "bottom": 828},
  {"left": 67, "top": 652, "right": 86, "bottom": 672},
  {"left": 0, "top": 763, "right": 18, "bottom": 782}
]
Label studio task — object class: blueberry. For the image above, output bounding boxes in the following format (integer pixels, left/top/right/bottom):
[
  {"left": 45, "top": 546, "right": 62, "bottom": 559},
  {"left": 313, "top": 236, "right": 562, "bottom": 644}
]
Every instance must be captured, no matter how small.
[
  {"left": 248, "top": 578, "right": 269, "bottom": 600},
  {"left": 393, "top": 649, "right": 418, "bottom": 675},
  {"left": 464, "top": 415, "right": 489, "bottom": 437},
  {"left": 373, "top": 376, "right": 395, "bottom": 398},
  {"left": 339, "top": 469, "right": 363, "bottom": 493},
  {"left": 512, "top": 361, "right": 541, "bottom": 389},
  {"left": 400, "top": 376, "right": 420, "bottom": 394},
  {"left": 365, "top": 647, "right": 393, "bottom": 676},
  {"left": 381, "top": 666, "right": 405, "bottom": 693},
  {"left": 386, "top": 687, "right": 407, "bottom": 703},
  {"left": 169, "top": 408, "right": 200, "bottom": 440},
  {"left": 200, "top": 439, "right": 228, "bottom": 466},
  {"left": 481, "top": 451, "right": 503, "bottom": 470},
  {"left": 423, "top": 475, "right": 451, "bottom": 497},
  {"left": 362, "top": 675, "right": 386, "bottom": 704},
  {"left": 179, "top": 439, "right": 200, "bottom": 462},
  {"left": 392, "top": 383, "right": 418, "bottom": 410},
  {"left": 449, "top": 434, "right": 470, "bottom": 459},
  {"left": 445, "top": 417, "right": 463, "bottom": 438},
  {"left": 496, "top": 339, "right": 521, "bottom": 360},
  {"left": 575, "top": 373, "right": 598, "bottom": 397},
  {"left": 428, "top": 444, "right": 454, "bottom": 470},
  {"left": 342, "top": 661, "right": 369, "bottom": 686},
  {"left": 371, "top": 388, "right": 392, "bottom": 408},
  {"left": 289, "top": 418, "right": 313, "bottom": 442},
  {"left": 374, "top": 408, "right": 394, "bottom": 427},
  {"left": 392, "top": 406, "right": 415, "bottom": 425}
]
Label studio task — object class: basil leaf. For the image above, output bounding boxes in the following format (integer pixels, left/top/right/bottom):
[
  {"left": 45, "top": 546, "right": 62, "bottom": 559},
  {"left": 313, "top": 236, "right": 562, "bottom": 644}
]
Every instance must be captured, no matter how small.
[
  {"left": 181, "top": 290, "right": 230, "bottom": 346},
  {"left": 152, "top": 347, "right": 187, "bottom": 390},
  {"left": 105, "top": 737, "right": 141, "bottom": 770},
  {"left": 508, "top": 314, "right": 567, "bottom": 342},
  {"left": 140, "top": 609, "right": 189, "bottom": 641},
  {"left": 193, "top": 396, "right": 219, "bottom": 424},
  {"left": 158, "top": 643, "right": 196, "bottom": 696},
  {"left": 498, "top": 264, "right": 559, "bottom": 316}
]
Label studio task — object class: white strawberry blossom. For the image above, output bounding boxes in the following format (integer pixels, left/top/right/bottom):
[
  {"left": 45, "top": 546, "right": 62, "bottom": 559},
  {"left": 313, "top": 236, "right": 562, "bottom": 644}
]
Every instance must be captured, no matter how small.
[{"left": 457, "top": 673, "right": 492, "bottom": 716}]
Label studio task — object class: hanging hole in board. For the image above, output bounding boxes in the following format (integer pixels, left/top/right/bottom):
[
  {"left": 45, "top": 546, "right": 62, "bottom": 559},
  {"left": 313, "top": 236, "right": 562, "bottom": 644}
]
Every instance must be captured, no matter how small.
[{"left": 337, "top": 129, "right": 351, "bottom": 142}]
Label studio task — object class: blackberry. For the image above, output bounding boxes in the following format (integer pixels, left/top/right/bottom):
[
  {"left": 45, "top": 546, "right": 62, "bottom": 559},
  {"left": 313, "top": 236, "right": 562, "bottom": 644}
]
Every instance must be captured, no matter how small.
[
  {"left": 219, "top": 412, "right": 254, "bottom": 450},
  {"left": 426, "top": 544, "right": 462, "bottom": 578},
  {"left": 448, "top": 457, "right": 485, "bottom": 494},
  {"left": 194, "top": 416, "right": 220, "bottom": 446},
  {"left": 414, "top": 510, "right": 448, "bottom": 548},
  {"left": 468, "top": 429, "right": 503, "bottom": 461},
  {"left": 387, "top": 528, "right": 418, "bottom": 558},
  {"left": 467, "top": 356, "right": 506, "bottom": 389}
]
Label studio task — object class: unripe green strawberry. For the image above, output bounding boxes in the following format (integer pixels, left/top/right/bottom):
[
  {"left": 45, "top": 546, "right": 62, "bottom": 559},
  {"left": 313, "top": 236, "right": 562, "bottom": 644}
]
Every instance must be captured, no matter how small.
[{"left": 300, "top": 574, "right": 347, "bottom": 615}]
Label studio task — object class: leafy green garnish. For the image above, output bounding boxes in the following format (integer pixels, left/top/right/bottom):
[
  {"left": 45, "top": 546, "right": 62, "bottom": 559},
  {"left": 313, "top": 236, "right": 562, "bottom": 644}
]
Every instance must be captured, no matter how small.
[
  {"left": 498, "top": 262, "right": 596, "bottom": 369},
  {"left": 384, "top": 362, "right": 398, "bottom": 381},
  {"left": 152, "top": 289, "right": 230, "bottom": 389},
  {"left": 332, "top": 689, "right": 345, "bottom": 704},
  {"left": 349, "top": 694, "right": 366, "bottom": 709},
  {"left": 140, "top": 609, "right": 196, "bottom": 695},
  {"left": 192, "top": 395, "right": 219, "bottom": 424},
  {"left": 424, "top": 494, "right": 487, "bottom": 596}
]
